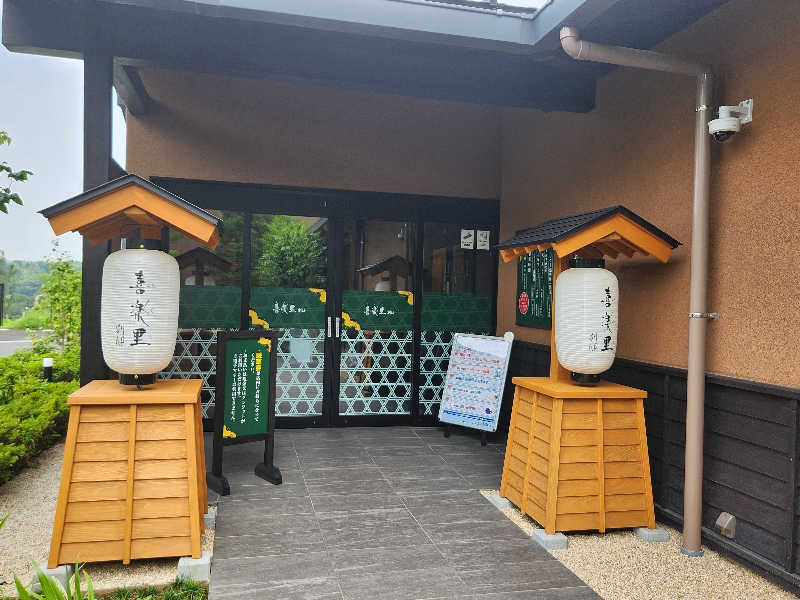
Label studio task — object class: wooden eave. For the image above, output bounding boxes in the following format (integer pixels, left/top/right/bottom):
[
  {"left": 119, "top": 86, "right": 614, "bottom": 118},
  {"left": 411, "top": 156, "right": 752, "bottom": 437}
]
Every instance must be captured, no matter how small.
[
  {"left": 40, "top": 175, "right": 221, "bottom": 249},
  {"left": 499, "top": 213, "right": 679, "bottom": 264}
]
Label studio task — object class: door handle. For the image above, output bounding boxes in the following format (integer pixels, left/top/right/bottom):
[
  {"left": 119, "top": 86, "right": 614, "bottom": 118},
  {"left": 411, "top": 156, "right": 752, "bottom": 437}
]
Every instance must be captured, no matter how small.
[
  {"left": 327, "top": 317, "right": 332, "bottom": 338},
  {"left": 336, "top": 317, "right": 341, "bottom": 338}
]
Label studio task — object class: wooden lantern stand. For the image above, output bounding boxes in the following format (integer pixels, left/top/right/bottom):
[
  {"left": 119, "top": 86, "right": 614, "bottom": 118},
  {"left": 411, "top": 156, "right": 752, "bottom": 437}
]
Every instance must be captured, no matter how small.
[
  {"left": 40, "top": 175, "right": 223, "bottom": 567},
  {"left": 498, "top": 207, "right": 680, "bottom": 535}
]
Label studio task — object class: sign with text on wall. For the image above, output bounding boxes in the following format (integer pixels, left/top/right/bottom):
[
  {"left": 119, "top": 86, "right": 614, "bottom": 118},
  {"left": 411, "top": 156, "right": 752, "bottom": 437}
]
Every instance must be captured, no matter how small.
[
  {"left": 438, "top": 332, "right": 514, "bottom": 433},
  {"left": 517, "top": 249, "right": 553, "bottom": 329}
]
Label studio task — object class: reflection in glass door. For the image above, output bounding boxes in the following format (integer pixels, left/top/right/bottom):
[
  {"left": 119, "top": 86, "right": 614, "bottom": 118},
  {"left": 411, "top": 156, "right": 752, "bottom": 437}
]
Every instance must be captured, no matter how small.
[
  {"left": 338, "top": 220, "right": 415, "bottom": 419},
  {"left": 248, "top": 215, "right": 329, "bottom": 422}
]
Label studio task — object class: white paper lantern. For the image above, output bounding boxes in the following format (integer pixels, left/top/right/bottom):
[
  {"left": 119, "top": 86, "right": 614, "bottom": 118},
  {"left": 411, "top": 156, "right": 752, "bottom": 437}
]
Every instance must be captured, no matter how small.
[
  {"left": 555, "top": 259, "right": 619, "bottom": 382},
  {"left": 101, "top": 249, "right": 179, "bottom": 376}
]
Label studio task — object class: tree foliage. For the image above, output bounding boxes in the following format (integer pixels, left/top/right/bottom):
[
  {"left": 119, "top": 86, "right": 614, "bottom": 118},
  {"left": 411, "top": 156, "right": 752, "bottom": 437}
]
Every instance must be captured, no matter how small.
[
  {"left": 0, "top": 131, "right": 33, "bottom": 214},
  {"left": 39, "top": 246, "right": 82, "bottom": 346},
  {"left": 256, "top": 215, "right": 325, "bottom": 288}
]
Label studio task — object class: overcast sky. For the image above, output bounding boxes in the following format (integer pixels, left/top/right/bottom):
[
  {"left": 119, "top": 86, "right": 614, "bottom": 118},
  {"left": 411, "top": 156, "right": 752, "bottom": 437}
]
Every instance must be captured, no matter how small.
[{"left": 0, "top": 2, "right": 126, "bottom": 262}]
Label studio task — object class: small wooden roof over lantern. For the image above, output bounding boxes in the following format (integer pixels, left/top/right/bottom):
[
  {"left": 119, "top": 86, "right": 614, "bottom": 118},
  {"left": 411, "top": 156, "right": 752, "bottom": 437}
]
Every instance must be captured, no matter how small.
[
  {"left": 39, "top": 174, "right": 222, "bottom": 249},
  {"left": 497, "top": 205, "right": 680, "bottom": 383},
  {"left": 497, "top": 205, "right": 680, "bottom": 264}
]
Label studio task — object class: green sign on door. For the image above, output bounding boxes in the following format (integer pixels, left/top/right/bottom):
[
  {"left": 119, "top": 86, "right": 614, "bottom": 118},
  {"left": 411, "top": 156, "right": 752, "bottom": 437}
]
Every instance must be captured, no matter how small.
[{"left": 516, "top": 249, "right": 554, "bottom": 329}]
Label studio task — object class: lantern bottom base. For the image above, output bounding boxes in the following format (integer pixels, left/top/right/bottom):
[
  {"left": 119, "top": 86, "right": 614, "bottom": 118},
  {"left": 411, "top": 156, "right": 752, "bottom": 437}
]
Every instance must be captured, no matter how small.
[
  {"left": 570, "top": 372, "right": 601, "bottom": 385},
  {"left": 119, "top": 373, "right": 157, "bottom": 387}
]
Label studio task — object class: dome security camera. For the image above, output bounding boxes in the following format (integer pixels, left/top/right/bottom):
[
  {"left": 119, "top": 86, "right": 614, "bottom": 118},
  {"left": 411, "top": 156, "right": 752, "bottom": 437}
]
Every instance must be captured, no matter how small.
[{"left": 708, "top": 99, "right": 753, "bottom": 142}]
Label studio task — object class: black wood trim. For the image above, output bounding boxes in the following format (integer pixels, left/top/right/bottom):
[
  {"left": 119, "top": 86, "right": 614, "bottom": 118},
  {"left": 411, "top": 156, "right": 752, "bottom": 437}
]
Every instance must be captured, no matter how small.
[{"left": 411, "top": 214, "right": 424, "bottom": 424}]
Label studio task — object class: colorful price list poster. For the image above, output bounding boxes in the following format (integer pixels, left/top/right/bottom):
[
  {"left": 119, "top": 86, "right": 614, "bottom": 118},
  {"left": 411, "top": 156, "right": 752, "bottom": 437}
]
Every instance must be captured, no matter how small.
[{"left": 437, "top": 333, "right": 514, "bottom": 432}]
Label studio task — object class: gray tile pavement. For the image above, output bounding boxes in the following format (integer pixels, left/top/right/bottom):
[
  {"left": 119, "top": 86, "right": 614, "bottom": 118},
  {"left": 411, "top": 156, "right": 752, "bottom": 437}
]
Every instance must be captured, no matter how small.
[{"left": 207, "top": 427, "right": 600, "bottom": 600}]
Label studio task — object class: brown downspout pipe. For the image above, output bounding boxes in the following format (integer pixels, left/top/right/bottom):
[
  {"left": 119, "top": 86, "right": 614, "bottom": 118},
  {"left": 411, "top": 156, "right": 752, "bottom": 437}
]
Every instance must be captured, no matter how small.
[{"left": 560, "top": 26, "right": 712, "bottom": 557}]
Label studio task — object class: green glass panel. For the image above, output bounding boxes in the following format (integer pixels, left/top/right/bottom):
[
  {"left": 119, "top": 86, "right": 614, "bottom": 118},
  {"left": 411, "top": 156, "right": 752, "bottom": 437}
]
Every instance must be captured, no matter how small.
[
  {"left": 421, "top": 293, "right": 492, "bottom": 332},
  {"left": 341, "top": 290, "right": 413, "bottom": 330},
  {"left": 178, "top": 285, "right": 241, "bottom": 329},
  {"left": 250, "top": 287, "right": 326, "bottom": 328}
]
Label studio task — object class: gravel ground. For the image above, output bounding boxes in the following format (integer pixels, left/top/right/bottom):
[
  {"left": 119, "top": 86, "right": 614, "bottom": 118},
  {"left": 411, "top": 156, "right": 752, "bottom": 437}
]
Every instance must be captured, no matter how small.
[
  {"left": 0, "top": 441, "right": 214, "bottom": 597},
  {"left": 480, "top": 490, "right": 795, "bottom": 600}
]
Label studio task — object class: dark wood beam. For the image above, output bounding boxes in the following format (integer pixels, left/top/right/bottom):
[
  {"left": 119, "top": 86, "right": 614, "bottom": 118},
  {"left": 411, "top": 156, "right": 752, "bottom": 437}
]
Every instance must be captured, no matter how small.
[
  {"left": 81, "top": 20, "right": 113, "bottom": 385},
  {"left": 113, "top": 61, "right": 151, "bottom": 116}
]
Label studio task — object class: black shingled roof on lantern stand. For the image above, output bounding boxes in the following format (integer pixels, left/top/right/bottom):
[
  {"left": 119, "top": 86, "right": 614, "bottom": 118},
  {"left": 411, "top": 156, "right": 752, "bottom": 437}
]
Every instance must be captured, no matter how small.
[{"left": 496, "top": 205, "right": 681, "bottom": 251}]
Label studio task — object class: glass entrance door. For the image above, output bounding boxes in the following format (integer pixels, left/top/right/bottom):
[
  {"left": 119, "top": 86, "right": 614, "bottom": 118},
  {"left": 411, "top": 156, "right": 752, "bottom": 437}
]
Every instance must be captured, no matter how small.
[{"left": 334, "top": 219, "right": 415, "bottom": 424}]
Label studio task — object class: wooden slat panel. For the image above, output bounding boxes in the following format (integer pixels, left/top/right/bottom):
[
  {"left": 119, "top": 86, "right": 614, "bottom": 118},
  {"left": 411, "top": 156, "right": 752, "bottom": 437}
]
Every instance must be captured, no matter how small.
[
  {"left": 558, "top": 479, "right": 600, "bottom": 497},
  {"left": 531, "top": 457, "right": 548, "bottom": 477},
  {"left": 604, "top": 445, "right": 642, "bottom": 462},
  {"left": 516, "top": 401, "right": 532, "bottom": 419},
  {"left": 537, "top": 395, "right": 553, "bottom": 410},
  {"left": 534, "top": 421, "right": 551, "bottom": 440},
  {"left": 526, "top": 484, "right": 547, "bottom": 508},
  {"left": 533, "top": 438, "right": 550, "bottom": 459},
  {"left": 48, "top": 406, "right": 80, "bottom": 568},
  {"left": 603, "top": 399, "right": 638, "bottom": 413},
  {"left": 74, "top": 441, "right": 128, "bottom": 462},
  {"left": 135, "top": 439, "right": 187, "bottom": 460},
  {"left": 561, "top": 413, "right": 597, "bottom": 430},
  {"left": 60, "top": 540, "right": 123, "bottom": 564},
  {"left": 605, "top": 462, "right": 643, "bottom": 479},
  {"left": 526, "top": 503, "right": 546, "bottom": 527},
  {"left": 68, "top": 480, "right": 127, "bottom": 502},
  {"left": 560, "top": 430, "right": 598, "bottom": 446},
  {"left": 560, "top": 446, "right": 596, "bottom": 463},
  {"left": 509, "top": 456, "right": 527, "bottom": 477},
  {"left": 511, "top": 428, "right": 528, "bottom": 446},
  {"left": 132, "top": 516, "right": 191, "bottom": 539},
  {"left": 603, "top": 413, "right": 639, "bottom": 429},
  {"left": 603, "top": 429, "right": 640, "bottom": 446},
  {"left": 131, "top": 536, "right": 192, "bottom": 560},
  {"left": 65, "top": 500, "right": 126, "bottom": 522},
  {"left": 79, "top": 406, "right": 130, "bottom": 422},
  {"left": 557, "top": 495, "right": 600, "bottom": 514},
  {"left": 134, "top": 459, "right": 188, "bottom": 480},
  {"left": 137, "top": 405, "right": 185, "bottom": 422},
  {"left": 605, "top": 494, "right": 646, "bottom": 512},
  {"left": 76, "top": 422, "right": 129, "bottom": 442},
  {"left": 556, "top": 512, "right": 600, "bottom": 531},
  {"left": 71, "top": 461, "right": 128, "bottom": 482},
  {"left": 559, "top": 462, "right": 597, "bottom": 480},
  {"left": 504, "top": 485, "right": 524, "bottom": 509},
  {"left": 184, "top": 401, "right": 202, "bottom": 557},
  {"left": 62, "top": 520, "right": 125, "bottom": 543},
  {"left": 510, "top": 444, "right": 528, "bottom": 463},
  {"left": 529, "top": 468, "right": 548, "bottom": 492},
  {"left": 605, "top": 478, "right": 644, "bottom": 495},
  {"left": 535, "top": 406, "right": 552, "bottom": 426},
  {"left": 134, "top": 478, "right": 190, "bottom": 499},
  {"left": 562, "top": 400, "right": 597, "bottom": 414},
  {"left": 133, "top": 497, "right": 190, "bottom": 520},
  {"left": 136, "top": 421, "right": 185, "bottom": 441},
  {"left": 606, "top": 510, "right": 649, "bottom": 529}
]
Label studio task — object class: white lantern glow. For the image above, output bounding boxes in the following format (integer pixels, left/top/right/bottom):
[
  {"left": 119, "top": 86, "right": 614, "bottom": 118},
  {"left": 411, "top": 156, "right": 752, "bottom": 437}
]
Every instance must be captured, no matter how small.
[
  {"left": 101, "top": 249, "right": 180, "bottom": 377},
  {"left": 554, "top": 258, "right": 619, "bottom": 383}
]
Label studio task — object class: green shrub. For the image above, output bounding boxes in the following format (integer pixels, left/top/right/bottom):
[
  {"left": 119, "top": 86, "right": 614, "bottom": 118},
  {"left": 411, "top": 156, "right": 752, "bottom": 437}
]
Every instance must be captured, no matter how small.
[
  {"left": 4, "top": 305, "right": 48, "bottom": 330},
  {"left": 0, "top": 341, "right": 79, "bottom": 485}
]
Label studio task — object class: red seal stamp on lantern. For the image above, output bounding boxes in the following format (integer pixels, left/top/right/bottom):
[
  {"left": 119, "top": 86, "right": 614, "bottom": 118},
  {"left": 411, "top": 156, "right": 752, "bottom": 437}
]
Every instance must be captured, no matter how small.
[{"left": 518, "top": 291, "right": 530, "bottom": 315}]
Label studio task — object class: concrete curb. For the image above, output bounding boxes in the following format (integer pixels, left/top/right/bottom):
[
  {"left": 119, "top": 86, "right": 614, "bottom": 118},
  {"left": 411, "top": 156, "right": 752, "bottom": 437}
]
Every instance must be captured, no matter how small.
[
  {"left": 531, "top": 529, "right": 569, "bottom": 551},
  {"left": 636, "top": 526, "right": 670, "bottom": 543},
  {"left": 177, "top": 550, "right": 212, "bottom": 583},
  {"left": 486, "top": 492, "right": 512, "bottom": 511}
]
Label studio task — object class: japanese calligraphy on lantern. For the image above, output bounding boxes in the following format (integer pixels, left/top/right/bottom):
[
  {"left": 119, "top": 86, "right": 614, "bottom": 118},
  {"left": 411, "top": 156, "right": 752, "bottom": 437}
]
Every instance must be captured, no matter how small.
[
  {"left": 221, "top": 335, "right": 273, "bottom": 440},
  {"left": 115, "top": 269, "right": 156, "bottom": 347},
  {"left": 516, "top": 249, "right": 553, "bottom": 329},
  {"left": 438, "top": 333, "right": 514, "bottom": 433}
]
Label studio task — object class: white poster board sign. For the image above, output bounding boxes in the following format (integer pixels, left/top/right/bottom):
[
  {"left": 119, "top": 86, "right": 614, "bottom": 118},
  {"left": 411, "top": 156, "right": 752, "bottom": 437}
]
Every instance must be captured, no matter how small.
[{"left": 437, "top": 332, "right": 514, "bottom": 432}]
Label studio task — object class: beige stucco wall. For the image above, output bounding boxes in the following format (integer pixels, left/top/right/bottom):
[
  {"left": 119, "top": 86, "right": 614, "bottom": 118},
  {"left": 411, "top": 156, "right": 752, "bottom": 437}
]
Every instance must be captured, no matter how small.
[
  {"left": 498, "top": 0, "right": 800, "bottom": 387},
  {"left": 125, "top": 69, "right": 500, "bottom": 199}
]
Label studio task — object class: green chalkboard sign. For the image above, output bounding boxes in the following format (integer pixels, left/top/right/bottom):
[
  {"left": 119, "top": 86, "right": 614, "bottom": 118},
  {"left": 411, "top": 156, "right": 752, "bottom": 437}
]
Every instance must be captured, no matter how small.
[
  {"left": 516, "top": 249, "right": 554, "bottom": 329},
  {"left": 223, "top": 336, "right": 273, "bottom": 439},
  {"left": 208, "top": 329, "right": 282, "bottom": 495}
]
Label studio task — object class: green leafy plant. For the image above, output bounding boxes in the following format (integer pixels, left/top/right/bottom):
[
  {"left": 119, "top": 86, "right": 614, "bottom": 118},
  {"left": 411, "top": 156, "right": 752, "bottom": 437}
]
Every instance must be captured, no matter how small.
[
  {"left": 256, "top": 215, "right": 325, "bottom": 288},
  {"left": 0, "top": 131, "right": 33, "bottom": 214},
  {"left": 13, "top": 564, "right": 95, "bottom": 600},
  {"left": 39, "top": 246, "right": 82, "bottom": 346}
]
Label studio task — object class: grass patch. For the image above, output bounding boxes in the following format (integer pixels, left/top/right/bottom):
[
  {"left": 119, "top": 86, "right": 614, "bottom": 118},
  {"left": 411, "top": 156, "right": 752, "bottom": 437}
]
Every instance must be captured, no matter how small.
[{"left": 101, "top": 579, "right": 206, "bottom": 600}]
